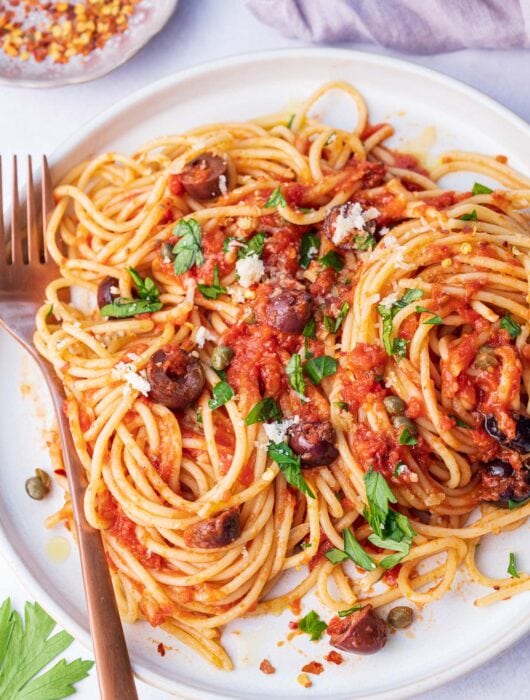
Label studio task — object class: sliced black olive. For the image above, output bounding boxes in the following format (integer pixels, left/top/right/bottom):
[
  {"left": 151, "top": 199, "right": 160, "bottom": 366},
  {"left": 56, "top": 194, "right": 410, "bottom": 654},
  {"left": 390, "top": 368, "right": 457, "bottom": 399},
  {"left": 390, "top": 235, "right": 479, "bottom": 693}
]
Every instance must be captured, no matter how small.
[
  {"left": 97, "top": 276, "right": 120, "bottom": 309},
  {"left": 146, "top": 346, "right": 205, "bottom": 411},
  {"left": 288, "top": 420, "right": 339, "bottom": 467},
  {"left": 484, "top": 414, "right": 530, "bottom": 454},
  {"left": 266, "top": 288, "right": 312, "bottom": 334}
]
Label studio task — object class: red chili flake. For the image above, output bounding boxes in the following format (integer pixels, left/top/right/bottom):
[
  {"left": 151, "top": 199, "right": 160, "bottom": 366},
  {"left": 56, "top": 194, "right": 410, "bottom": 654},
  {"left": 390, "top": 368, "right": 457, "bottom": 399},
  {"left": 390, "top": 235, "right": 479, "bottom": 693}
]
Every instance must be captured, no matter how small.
[
  {"left": 259, "top": 659, "right": 276, "bottom": 675},
  {"left": 325, "top": 650, "right": 344, "bottom": 665},
  {"left": 301, "top": 661, "right": 324, "bottom": 675},
  {"left": 54, "top": 468, "right": 66, "bottom": 477},
  {"left": 288, "top": 620, "right": 299, "bottom": 630},
  {"left": 157, "top": 642, "right": 166, "bottom": 657}
]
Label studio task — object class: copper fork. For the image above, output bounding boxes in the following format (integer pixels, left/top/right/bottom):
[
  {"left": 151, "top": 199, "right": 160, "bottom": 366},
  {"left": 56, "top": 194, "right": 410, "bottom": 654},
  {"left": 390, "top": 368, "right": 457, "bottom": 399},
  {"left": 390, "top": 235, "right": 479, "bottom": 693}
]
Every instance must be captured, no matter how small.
[{"left": 0, "top": 156, "right": 138, "bottom": 700}]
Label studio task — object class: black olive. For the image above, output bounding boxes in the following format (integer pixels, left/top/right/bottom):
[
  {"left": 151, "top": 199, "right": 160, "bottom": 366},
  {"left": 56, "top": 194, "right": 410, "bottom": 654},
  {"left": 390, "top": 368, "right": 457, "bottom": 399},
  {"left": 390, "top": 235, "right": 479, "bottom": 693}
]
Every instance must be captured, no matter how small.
[
  {"left": 288, "top": 420, "right": 339, "bottom": 467},
  {"left": 484, "top": 414, "right": 530, "bottom": 454},
  {"left": 97, "top": 276, "right": 120, "bottom": 309},
  {"left": 146, "top": 346, "right": 205, "bottom": 411},
  {"left": 266, "top": 288, "right": 312, "bottom": 335}
]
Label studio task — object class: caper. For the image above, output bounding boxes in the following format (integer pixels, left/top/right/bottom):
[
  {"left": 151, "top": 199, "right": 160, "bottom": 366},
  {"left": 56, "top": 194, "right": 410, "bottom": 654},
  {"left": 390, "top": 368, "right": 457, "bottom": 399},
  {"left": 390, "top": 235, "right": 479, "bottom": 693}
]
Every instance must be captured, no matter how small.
[
  {"left": 160, "top": 242, "right": 175, "bottom": 262},
  {"left": 392, "top": 415, "right": 417, "bottom": 435},
  {"left": 383, "top": 395, "right": 406, "bottom": 416},
  {"left": 25, "top": 475, "right": 48, "bottom": 500},
  {"left": 475, "top": 347, "right": 498, "bottom": 369},
  {"left": 211, "top": 345, "right": 234, "bottom": 371},
  {"left": 35, "top": 468, "right": 51, "bottom": 489},
  {"left": 387, "top": 606, "right": 414, "bottom": 629}
]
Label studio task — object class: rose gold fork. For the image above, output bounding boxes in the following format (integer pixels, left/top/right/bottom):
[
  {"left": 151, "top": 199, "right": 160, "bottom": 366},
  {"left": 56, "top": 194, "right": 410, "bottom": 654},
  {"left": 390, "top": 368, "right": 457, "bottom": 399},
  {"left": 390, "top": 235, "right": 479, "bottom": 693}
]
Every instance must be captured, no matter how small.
[{"left": 0, "top": 156, "right": 138, "bottom": 700}]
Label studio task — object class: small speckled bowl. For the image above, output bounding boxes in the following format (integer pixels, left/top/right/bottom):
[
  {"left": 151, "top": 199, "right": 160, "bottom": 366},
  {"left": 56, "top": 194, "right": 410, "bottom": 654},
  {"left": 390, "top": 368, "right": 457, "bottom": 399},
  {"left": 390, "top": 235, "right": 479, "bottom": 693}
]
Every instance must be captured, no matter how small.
[{"left": 0, "top": 0, "right": 178, "bottom": 88}]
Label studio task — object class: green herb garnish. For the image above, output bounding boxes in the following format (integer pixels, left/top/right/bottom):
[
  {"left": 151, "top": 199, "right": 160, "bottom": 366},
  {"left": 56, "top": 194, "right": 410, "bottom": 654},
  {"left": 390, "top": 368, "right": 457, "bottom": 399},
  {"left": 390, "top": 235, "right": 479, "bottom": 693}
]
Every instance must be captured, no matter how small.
[
  {"left": 304, "top": 355, "right": 338, "bottom": 385},
  {"left": 267, "top": 441, "right": 315, "bottom": 498},
  {"left": 100, "top": 267, "right": 162, "bottom": 318},
  {"left": 245, "top": 397, "right": 282, "bottom": 425},
  {"left": 415, "top": 306, "right": 443, "bottom": 325},
  {"left": 460, "top": 210, "right": 478, "bottom": 221},
  {"left": 264, "top": 186, "right": 287, "bottom": 208},
  {"left": 238, "top": 232, "right": 266, "bottom": 259},
  {"left": 507, "top": 552, "right": 520, "bottom": 578},
  {"left": 337, "top": 604, "right": 363, "bottom": 618},
  {"left": 297, "top": 611, "right": 327, "bottom": 641},
  {"left": 354, "top": 233, "right": 377, "bottom": 251},
  {"left": 325, "top": 529, "right": 376, "bottom": 572},
  {"left": 197, "top": 265, "right": 227, "bottom": 300},
  {"left": 319, "top": 250, "right": 344, "bottom": 272},
  {"left": 472, "top": 182, "right": 493, "bottom": 195},
  {"left": 299, "top": 232, "right": 320, "bottom": 269},
  {"left": 208, "top": 381, "right": 234, "bottom": 410},
  {"left": 500, "top": 314, "right": 521, "bottom": 339},
  {"left": 172, "top": 218, "right": 203, "bottom": 274},
  {"left": 302, "top": 318, "right": 316, "bottom": 339},
  {"left": 286, "top": 354, "right": 305, "bottom": 396},
  {"left": 377, "top": 289, "right": 423, "bottom": 357},
  {"left": 324, "top": 302, "right": 350, "bottom": 334},
  {"left": 399, "top": 428, "right": 417, "bottom": 446}
]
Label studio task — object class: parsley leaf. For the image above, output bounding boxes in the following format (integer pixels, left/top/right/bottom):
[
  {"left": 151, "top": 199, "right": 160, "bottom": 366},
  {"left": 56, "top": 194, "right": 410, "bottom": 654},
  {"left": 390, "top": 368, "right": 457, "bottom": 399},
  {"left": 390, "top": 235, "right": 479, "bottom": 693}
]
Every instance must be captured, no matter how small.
[
  {"left": 500, "top": 314, "right": 521, "bottom": 339},
  {"left": 46, "top": 304, "right": 54, "bottom": 319},
  {"left": 238, "top": 232, "right": 266, "bottom": 259},
  {"left": 325, "top": 529, "right": 376, "bottom": 572},
  {"left": 304, "top": 355, "right": 338, "bottom": 385},
  {"left": 354, "top": 233, "right": 377, "bottom": 251},
  {"left": 100, "top": 298, "right": 162, "bottom": 318},
  {"left": 100, "top": 268, "right": 163, "bottom": 318},
  {"left": 324, "top": 302, "right": 350, "bottom": 334},
  {"left": 337, "top": 604, "right": 362, "bottom": 618},
  {"left": 298, "top": 611, "right": 327, "bottom": 641},
  {"left": 302, "top": 318, "right": 316, "bottom": 339},
  {"left": 197, "top": 265, "right": 227, "bottom": 300},
  {"left": 363, "top": 468, "right": 397, "bottom": 538},
  {"left": 399, "top": 428, "right": 417, "bottom": 446},
  {"left": 452, "top": 415, "right": 473, "bottom": 429},
  {"left": 0, "top": 598, "right": 93, "bottom": 700},
  {"left": 245, "top": 397, "right": 282, "bottom": 425},
  {"left": 377, "top": 289, "right": 423, "bottom": 356},
  {"left": 508, "top": 496, "right": 530, "bottom": 510},
  {"left": 507, "top": 552, "right": 520, "bottom": 579},
  {"left": 264, "top": 186, "right": 286, "bottom": 208},
  {"left": 172, "top": 218, "right": 203, "bottom": 274},
  {"left": 267, "top": 441, "right": 315, "bottom": 498},
  {"left": 286, "top": 354, "right": 305, "bottom": 396},
  {"left": 208, "top": 381, "right": 234, "bottom": 410},
  {"left": 460, "top": 210, "right": 478, "bottom": 221},
  {"left": 286, "top": 114, "right": 295, "bottom": 129},
  {"left": 472, "top": 182, "right": 493, "bottom": 195},
  {"left": 319, "top": 250, "right": 344, "bottom": 272},
  {"left": 415, "top": 306, "right": 443, "bottom": 325},
  {"left": 299, "top": 232, "right": 320, "bottom": 269}
]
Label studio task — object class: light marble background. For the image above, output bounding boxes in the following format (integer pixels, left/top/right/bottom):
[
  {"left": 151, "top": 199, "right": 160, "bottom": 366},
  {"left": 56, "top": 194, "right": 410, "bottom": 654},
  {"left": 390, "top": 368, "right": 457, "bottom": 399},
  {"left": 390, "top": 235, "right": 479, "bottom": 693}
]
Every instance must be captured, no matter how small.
[{"left": 0, "top": 1, "right": 529, "bottom": 698}]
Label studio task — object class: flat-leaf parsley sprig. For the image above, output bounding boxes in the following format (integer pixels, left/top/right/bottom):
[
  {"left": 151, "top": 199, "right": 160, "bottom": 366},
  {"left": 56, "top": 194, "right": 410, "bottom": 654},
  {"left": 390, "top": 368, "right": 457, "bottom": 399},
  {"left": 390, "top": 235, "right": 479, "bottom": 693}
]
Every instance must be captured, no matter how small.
[{"left": 0, "top": 598, "right": 93, "bottom": 700}]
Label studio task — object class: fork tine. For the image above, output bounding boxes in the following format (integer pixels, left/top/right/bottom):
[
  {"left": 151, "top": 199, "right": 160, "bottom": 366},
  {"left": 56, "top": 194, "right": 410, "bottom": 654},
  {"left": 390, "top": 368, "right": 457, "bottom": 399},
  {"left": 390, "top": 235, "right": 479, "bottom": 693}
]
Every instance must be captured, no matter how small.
[
  {"left": 0, "top": 156, "right": 5, "bottom": 268},
  {"left": 26, "top": 155, "right": 41, "bottom": 263},
  {"left": 42, "top": 155, "right": 54, "bottom": 262},
  {"left": 11, "top": 155, "right": 22, "bottom": 264}
]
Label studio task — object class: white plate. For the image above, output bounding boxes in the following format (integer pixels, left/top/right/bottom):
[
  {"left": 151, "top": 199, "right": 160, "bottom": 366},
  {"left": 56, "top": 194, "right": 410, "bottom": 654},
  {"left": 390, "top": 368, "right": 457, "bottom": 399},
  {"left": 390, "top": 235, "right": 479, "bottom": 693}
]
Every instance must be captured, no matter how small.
[
  {"left": 1, "top": 48, "right": 530, "bottom": 700},
  {"left": 0, "top": 0, "right": 178, "bottom": 88}
]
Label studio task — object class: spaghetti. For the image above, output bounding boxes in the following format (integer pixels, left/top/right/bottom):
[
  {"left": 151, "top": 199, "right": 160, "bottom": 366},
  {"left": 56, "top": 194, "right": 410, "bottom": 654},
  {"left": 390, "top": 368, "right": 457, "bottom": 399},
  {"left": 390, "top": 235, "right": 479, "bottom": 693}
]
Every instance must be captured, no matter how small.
[{"left": 35, "top": 81, "right": 530, "bottom": 668}]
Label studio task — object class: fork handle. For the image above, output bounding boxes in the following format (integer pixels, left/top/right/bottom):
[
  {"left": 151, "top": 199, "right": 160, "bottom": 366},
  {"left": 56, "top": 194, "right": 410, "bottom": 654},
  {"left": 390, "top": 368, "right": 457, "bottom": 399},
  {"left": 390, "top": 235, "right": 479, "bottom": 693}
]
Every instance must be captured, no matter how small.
[{"left": 46, "top": 375, "right": 139, "bottom": 700}]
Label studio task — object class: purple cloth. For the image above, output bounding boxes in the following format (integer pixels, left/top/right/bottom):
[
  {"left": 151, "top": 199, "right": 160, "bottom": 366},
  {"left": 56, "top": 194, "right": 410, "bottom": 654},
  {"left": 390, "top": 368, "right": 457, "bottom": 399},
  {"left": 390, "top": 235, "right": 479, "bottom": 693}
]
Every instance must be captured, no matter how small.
[{"left": 245, "top": 0, "right": 530, "bottom": 53}]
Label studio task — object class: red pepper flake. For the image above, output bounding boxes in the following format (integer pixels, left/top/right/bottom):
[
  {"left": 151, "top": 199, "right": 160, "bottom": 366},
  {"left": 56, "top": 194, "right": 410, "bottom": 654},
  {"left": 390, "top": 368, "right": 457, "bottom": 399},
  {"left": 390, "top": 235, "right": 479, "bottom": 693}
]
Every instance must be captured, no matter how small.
[
  {"left": 157, "top": 642, "right": 166, "bottom": 657},
  {"left": 259, "top": 659, "right": 276, "bottom": 675},
  {"left": 325, "top": 650, "right": 344, "bottom": 665},
  {"left": 301, "top": 661, "right": 324, "bottom": 675},
  {"left": 288, "top": 620, "right": 299, "bottom": 630},
  {"left": 54, "top": 468, "right": 66, "bottom": 477}
]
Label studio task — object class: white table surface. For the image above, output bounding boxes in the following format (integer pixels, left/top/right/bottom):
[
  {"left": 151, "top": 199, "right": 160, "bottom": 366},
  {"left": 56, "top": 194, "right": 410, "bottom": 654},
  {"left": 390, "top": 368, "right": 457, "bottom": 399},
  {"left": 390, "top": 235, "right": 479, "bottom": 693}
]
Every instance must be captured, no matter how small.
[{"left": 1, "top": 1, "right": 529, "bottom": 698}]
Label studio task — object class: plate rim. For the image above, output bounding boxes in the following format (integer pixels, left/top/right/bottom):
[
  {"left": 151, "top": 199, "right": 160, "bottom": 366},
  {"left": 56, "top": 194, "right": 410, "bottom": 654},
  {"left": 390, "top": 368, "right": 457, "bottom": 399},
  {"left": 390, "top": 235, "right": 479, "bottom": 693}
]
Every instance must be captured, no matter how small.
[{"left": 1, "top": 46, "right": 529, "bottom": 699}]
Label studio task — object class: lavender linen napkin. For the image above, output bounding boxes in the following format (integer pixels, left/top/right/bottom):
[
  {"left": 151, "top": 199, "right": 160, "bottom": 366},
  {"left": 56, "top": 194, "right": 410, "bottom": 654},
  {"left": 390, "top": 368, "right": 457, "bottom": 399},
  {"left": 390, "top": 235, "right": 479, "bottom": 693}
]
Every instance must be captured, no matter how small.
[{"left": 245, "top": 0, "right": 530, "bottom": 53}]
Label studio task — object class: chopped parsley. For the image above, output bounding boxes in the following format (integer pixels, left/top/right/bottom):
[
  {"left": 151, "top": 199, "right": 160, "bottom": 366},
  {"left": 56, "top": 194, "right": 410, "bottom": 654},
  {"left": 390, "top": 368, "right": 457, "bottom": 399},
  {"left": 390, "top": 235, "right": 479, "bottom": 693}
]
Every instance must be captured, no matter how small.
[
  {"left": 507, "top": 552, "right": 520, "bottom": 579},
  {"left": 304, "top": 355, "right": 338, "bottom": 385},
  {"left": 172, "top": 218, "right": 203, "bottom": 274},
  {"left": 399, "top": 428, "right": 417, "bottom": 446},
  {"left": 208, "top": 381, "right": 234, "bottom": 410},
  {"left": 298, "top": 611, "right": 327, "bottom": 641},
  {"left": 363, "top": 469, "right": 416, "bottom": 568},
  {"left": 472, "top": 182, "right": 493, "bottom": 195},
  {"left": 100, "top": 267, "right": 162, "bottom": 318},
  {"left": 319, "top": 250, "right": 344, "bottom": 272},
  {"left": 267, "top": 441, "right": 315, "bottom": 499},
  {"left": 245, "top": 397, "right": 282, "bottom": 425},
  {"left": 287, "top": 114, "right": 295, "bottom": 129},
  {"left": 415, "top": 306, "right": 443, "bottom": 325},
  {"left": 325, "top": 529, "right": 376, "bottom": 572},
  {"left": 302, "top": 318, "right": 316, "bottom": 339},
  {"left": 354, "top": 233, "right": 377, "bottom": 251},
  {"left": 264, "top": 186, "right": 287, "bottom": 208},
  {"left": 197, "top": 265, "right": 227, "bottom": 300},
  {"left": 377, "top": 288, "right": 423, "bottom": 357},
  {"left": 337, "top": 604, "right": 362, "bottom": 618},
  {"left": 508, "top": 496, "right": 530, "bottom": 510},
  {"left": 299, "top": 231, "right": 320, "bottom": 269},
  {"left": 46, "top": 304, "right": 54, "bottom": 319},
  {"left": 324, "top": 302, "right": 350, "bottom": 334},
  {"left": 500, "top": 314, "right": 521, "bottom": 339},
  {"left": 460, "top": 210, "right": 478, "bottom": 221},
  {"left": 286, "top": 353, "right": 306, "bottom": 396},
  {"left": 238, "top": 232, "right": 266, "bottom": 259}
]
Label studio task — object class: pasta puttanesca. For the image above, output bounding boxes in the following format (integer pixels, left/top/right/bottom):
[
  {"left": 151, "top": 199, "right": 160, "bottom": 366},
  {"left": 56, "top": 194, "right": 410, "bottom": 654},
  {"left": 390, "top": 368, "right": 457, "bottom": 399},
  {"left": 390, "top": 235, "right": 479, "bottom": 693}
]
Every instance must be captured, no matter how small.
[{"left": 35, "top": 81, "right": 530, "bottom": 668}]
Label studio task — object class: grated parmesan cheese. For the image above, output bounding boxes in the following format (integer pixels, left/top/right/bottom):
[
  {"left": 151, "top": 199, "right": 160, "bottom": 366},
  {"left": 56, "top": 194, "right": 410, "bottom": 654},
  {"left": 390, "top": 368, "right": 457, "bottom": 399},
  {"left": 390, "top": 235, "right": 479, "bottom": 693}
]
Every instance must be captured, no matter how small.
[
  {"left": 331, "top": 202, "right": 380, "bottom": 246},
  {"left": 218, "top": 174, "right": 228, "bottom": 196},
  {"left": 235, "top": 254, "right": 264, "bottom": 288},
  {"left": 111, "top": 362, "right": 151, "bottom": 396},
  {"left": 263, "top": 416, "right": 299, "bottom": 444},
  {"left": 195, "top": 326, "right": 215, "bottom": 348}
]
